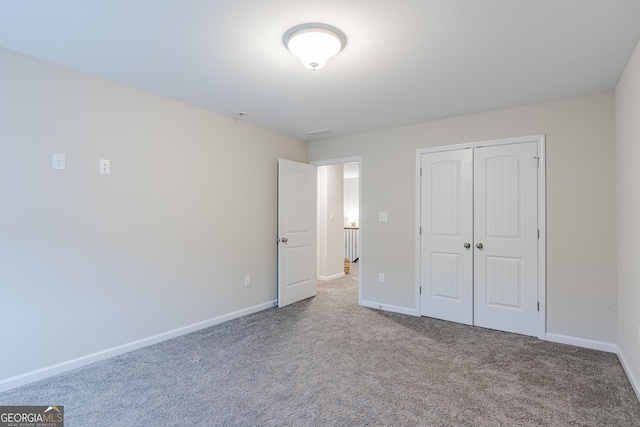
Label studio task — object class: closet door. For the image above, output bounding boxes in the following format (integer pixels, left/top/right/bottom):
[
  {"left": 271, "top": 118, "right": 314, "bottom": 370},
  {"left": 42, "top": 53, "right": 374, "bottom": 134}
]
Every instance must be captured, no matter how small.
[
  {"left": 473, "top": 142, "right": 539, "bottom": 336},
  {"left": 420, "top": 149, "right": 473, "bottom": 325}
]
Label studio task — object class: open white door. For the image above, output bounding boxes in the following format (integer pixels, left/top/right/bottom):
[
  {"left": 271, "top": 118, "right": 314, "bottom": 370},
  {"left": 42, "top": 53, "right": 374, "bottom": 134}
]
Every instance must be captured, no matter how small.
[{"left": 277, "top": 159, "right": 317, "bottom": 308}]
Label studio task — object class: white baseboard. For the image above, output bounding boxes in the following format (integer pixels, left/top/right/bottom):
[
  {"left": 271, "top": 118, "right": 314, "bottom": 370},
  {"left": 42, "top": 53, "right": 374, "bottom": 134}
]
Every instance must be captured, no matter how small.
[
  {"left": 617, "top": 347, "right": 640, "bottom": 402},
  {"left": 544, "top": 334, "right": 640, "bottom": 402},
  {"left": 318, "top": 272, "right": 345, "bottom": 281},
  {"left": 0, "top": 300, "right": 276, "bottom": 393},
  {"left": 361, "top": 299, "right": 418, "bottom": 316},
  {"left": 545, "top": 333, "right": 618, "bottom": 353}
]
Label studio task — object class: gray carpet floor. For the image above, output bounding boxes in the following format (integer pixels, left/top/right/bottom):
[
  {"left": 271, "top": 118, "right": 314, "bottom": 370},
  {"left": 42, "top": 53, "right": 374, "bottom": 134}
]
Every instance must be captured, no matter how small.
[{"left": 1, "top": 263, "right": 639, "bottom": 426}]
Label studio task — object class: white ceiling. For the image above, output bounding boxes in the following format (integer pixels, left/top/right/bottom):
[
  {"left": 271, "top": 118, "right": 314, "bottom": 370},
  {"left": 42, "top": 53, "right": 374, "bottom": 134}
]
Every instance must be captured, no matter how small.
[{"left": 1, "top": 1, "right": 639, "bottom": 142}]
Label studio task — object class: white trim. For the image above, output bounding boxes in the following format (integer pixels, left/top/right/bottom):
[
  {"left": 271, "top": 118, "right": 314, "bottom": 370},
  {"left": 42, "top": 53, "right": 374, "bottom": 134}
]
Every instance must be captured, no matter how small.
[
  {"left": 415, "top": 134, "right": 546, "bottom": 338},
  {"left": 0, "top": 300, "right": 276, "bottom": 393},
  {"left": 414, "top": 150, "right": 422, "bottom": 314},
  {"left": 416, "top": 134, "right": 545, "bottom": 155},
  {"left": 524, "top": 333, "right": 640, "bottom": 403},
  {"left": 312, "top": 156, "right": 362, "bottom": 167},
  {"left": 311, "top": 156, "right": 363, "bottom": 306},
  {"left": 537, "top": 136, "right": 547, "bottom": 339},
  {"left": 617, "top": 347, "right": 640, "bottom": 402},
  {"left": 318, "top": 272, "right": 345, "bottom": 281},
  {"left": 358, "top": 160, "right": 363, "bottom": 306},
  {"left": 361, "top": 300, "right": 419, "bottom": 316},
  {"left": 545, "top": 333, "right": 618, "bottom": 353}
]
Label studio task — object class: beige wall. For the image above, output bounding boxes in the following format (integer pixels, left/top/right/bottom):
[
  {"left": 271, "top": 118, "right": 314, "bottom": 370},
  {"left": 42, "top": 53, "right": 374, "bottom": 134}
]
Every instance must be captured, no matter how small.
[
  {"left": 616, "top": 40, "right": 640, "bottom": 398},
  {"left": 309, "top": 91, "right": 617, "bottom": 344},
  {"left": 0, "top": 48, "right": 307, "bottom": 385}
]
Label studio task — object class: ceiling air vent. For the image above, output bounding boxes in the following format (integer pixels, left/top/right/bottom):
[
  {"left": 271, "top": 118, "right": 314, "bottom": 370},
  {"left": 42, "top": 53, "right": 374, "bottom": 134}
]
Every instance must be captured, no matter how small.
[{"left": 306, "top": 128, "right": 335, "bottom": 137}]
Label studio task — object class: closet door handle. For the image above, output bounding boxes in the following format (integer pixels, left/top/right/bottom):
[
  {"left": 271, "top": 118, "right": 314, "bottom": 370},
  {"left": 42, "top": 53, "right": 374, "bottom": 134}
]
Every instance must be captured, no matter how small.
[
  {"left": 476, "top": 243, "right": 483, "bottom": 249},
  {"left": 464, "top": 242, "right": 471, "bottom": 249}
]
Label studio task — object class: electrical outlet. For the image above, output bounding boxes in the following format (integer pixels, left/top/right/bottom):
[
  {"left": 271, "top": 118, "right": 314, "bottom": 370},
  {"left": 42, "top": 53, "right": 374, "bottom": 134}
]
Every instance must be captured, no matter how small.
[
  {"left": 378, "top": 273, "right": 385, "bottom": 283},
  {"left": 244, "top": 275, "right": 251, "bottom": 287},
  {"left": 99, "top": 159, "right": 111, "bottom": 175}
]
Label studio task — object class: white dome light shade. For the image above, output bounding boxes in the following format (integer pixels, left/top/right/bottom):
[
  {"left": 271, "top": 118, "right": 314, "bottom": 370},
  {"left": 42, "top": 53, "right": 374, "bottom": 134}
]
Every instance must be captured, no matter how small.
[{"left": 284, "top": 24, "right": 346, "bottom": 70}]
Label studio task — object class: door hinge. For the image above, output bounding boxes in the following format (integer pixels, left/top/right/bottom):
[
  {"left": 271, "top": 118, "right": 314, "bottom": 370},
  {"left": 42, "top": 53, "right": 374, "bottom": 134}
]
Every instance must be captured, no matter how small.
[
  {"left": 420, "top": 167, "right": 422, "bottom": 177},
  {"left": 537, "top": 301, "right": 540, "bottom": 311},
  {"left": 419, "top": 226, "right": 422, "bottom": 235},
  {"left": 534, "top": 156, "right": 540, "bottom": 167},
  {"left": 419, "top": 286, "right": 422, "bottom": 295},
  {"left": 537, "top": 229, "right": 540, "bottom": 239}
]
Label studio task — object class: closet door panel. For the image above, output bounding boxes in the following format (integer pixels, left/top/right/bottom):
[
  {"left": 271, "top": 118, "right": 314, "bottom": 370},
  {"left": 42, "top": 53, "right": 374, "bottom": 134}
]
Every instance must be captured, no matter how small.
[
  {"left": 420, "top": 149, "right": 473, "bottom": 325},
  {"left": 473, "top": 142, "right": 539, "bottom": 336}
]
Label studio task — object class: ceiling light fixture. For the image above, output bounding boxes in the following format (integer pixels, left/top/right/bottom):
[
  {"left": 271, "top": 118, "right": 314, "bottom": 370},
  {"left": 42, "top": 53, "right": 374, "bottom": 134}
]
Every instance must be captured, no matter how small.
[{"left": 283, "top": 23, "right": 346, "bottom": 70}]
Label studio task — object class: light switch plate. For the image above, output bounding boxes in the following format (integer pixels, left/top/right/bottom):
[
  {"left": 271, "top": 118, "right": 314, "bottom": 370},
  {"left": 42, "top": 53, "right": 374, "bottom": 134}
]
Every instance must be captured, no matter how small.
[
  {"left": 99, "top": 159, "right": 110, "bottom": 175},
  {"left": 378, "top": 212, "right": 388, "bottom": 222},
  {"left": 52, "top": 153, "right": 65, "bottom": 170}
]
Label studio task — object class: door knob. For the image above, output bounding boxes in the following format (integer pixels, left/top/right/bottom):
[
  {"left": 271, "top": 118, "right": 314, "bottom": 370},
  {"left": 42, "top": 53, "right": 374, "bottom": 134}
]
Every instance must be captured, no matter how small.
[
  {"left": 464, "top": 242, "right": 471, "bottom": 249},
  {"left": 281, "top": 238, "right": 288, "bottom": 243},
  {"left": 476, "top": 242, "right": 483, "bottom": 249}
]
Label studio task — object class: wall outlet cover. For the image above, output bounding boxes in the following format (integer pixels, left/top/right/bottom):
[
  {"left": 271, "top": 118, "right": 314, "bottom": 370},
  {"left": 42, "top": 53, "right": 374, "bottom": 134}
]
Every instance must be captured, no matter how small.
[{"left": 99, "top": 159, "right": 111, "bottom": 174}]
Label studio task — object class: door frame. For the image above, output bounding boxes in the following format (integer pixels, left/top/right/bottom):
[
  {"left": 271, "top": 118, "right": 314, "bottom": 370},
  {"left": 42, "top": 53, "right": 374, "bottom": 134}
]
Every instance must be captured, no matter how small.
[
  {"left": 312, "top": 156, "right": 363, "bottom": 306},
  {"left": 415, "top": 135, "right": 546, "bottom": 339}
]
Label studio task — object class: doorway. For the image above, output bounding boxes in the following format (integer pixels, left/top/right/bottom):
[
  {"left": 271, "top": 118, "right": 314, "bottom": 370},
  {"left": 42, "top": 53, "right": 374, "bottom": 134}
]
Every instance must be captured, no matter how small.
[
  {"left": 314, "top": 157, "right": 363, "bottom": 305},
  {"left": 417, "top": 135, "right": 546, "bottom": 338}
]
